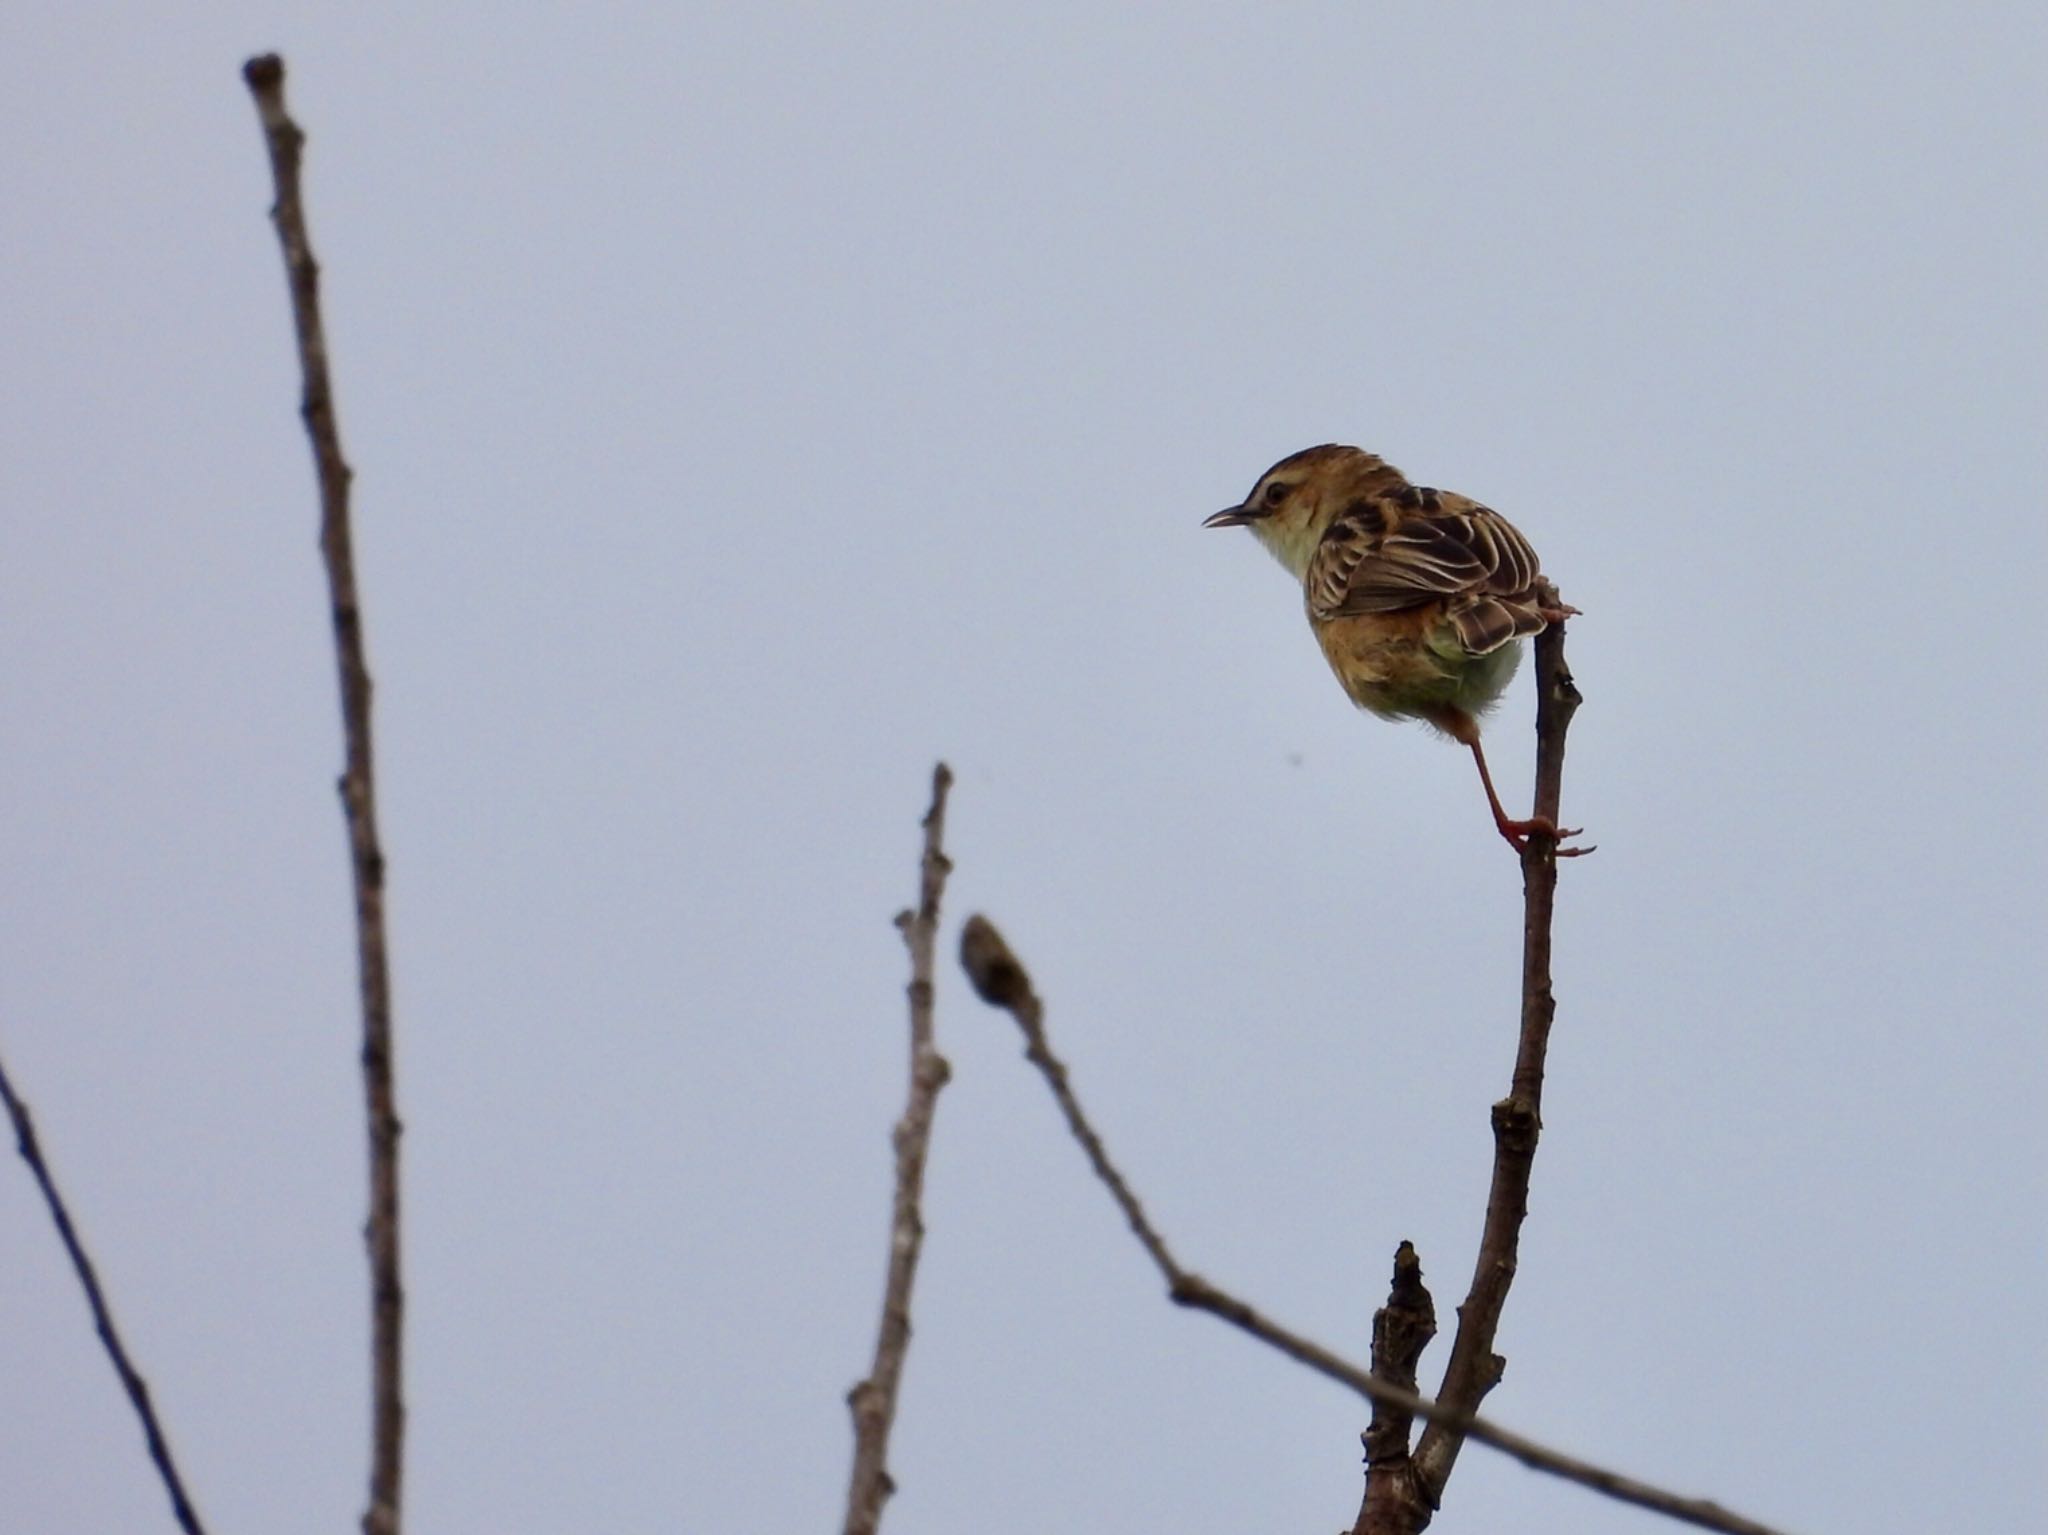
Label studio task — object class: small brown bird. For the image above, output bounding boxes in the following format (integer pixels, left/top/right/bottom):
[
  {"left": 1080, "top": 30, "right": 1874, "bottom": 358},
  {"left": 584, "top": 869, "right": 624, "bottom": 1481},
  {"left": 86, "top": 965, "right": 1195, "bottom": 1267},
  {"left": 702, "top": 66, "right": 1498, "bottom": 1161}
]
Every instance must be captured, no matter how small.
[{"left": 1205, "top": 444, "right": 1586, "bottom": 855}]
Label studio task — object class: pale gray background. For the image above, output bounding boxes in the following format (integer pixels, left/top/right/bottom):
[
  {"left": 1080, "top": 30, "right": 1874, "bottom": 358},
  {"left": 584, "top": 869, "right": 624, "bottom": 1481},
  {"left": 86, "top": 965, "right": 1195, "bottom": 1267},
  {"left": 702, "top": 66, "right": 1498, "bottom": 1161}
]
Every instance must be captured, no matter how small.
[{"left": 4, "top": 4, "right": 2044, "bottom": 1532}]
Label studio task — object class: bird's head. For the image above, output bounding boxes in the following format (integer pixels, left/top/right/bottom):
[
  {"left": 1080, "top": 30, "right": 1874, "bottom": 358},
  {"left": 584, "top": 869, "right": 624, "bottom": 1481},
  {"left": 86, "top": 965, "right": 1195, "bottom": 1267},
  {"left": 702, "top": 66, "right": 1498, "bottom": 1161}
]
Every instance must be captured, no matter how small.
[{"left": 1203, "top": 444, "right": 1392, "bottom": 579}]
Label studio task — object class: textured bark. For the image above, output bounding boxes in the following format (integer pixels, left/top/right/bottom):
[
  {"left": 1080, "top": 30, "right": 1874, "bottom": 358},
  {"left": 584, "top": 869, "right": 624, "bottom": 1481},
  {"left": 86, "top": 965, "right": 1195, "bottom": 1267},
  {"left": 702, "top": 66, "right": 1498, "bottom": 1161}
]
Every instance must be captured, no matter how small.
[
  {"left": 843, "top": 765, "right": 956, "bottom": 1535},
  {"left": 243, "top": 54, "right": 404, "bottom": 1535},
  {"left": 1357, "top": 1243, "right": 1437, "bottom": 1534}
]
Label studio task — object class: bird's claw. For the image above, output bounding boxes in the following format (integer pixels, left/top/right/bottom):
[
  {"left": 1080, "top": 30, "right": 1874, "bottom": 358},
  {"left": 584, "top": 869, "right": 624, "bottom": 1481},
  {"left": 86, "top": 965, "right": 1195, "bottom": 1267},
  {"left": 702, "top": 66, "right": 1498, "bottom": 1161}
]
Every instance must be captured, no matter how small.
[{"left": 1497, "top": 815, "right": 1595, "bottom": 858}]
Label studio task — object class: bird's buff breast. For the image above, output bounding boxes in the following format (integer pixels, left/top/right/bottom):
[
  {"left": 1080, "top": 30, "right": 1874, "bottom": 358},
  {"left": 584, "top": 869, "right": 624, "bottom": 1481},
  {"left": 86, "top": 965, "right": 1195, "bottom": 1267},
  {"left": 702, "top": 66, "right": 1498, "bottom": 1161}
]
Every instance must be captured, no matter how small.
[{"left": 1312, "top": 609, "right": 1523, "bottom": 723}]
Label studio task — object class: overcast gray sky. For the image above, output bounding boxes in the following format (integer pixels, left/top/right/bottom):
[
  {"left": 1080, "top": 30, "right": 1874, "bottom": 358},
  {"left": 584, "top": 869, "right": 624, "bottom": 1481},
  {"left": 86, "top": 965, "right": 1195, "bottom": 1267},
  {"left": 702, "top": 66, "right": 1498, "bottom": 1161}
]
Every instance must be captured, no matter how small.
[{"left": 4, "top": 4, "right": 2044, "bottom": 1532}]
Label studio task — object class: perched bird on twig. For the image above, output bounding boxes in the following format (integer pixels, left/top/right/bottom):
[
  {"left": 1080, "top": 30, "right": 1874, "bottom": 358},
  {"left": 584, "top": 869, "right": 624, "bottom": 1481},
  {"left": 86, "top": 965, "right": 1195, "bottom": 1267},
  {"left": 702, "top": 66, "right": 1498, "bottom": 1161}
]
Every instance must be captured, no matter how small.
[{"left": 1205, "top": 444, "right": 1589, "bottom": 856}]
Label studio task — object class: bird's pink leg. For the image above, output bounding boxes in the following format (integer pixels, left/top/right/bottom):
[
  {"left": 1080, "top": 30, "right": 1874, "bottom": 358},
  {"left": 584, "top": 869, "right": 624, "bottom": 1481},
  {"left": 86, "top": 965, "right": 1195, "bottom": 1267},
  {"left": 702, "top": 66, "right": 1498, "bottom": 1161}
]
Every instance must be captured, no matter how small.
[{"left": 1468, "top": 739, "right": 1592, "bottom": 857}]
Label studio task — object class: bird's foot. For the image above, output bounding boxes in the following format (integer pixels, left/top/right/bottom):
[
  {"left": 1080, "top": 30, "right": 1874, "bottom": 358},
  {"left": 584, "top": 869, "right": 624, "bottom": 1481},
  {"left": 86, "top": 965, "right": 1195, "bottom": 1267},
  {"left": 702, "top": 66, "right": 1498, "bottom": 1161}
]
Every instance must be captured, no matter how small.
[
  {"left": 1496, "top": 814, "right": 1595, "bottom": 858},
  {"left": 1537, "top": 601, "right": 1582, "bottom": 625}
]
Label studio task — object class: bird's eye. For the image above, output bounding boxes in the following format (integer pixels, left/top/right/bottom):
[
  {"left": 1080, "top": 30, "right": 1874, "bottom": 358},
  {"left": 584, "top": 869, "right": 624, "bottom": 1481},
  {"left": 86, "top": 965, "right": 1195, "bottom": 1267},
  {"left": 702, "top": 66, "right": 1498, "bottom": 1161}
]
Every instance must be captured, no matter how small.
[{"left": 1263, "top": 482, "right": 1290, "bottom": 507}]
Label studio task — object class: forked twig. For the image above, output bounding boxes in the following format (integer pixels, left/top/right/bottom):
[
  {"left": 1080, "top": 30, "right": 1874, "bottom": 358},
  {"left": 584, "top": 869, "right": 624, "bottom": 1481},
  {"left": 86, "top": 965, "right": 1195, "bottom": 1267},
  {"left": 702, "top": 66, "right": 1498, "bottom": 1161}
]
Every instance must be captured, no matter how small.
[
  {"left": 843, "top": 764, "right": 957, "bottom": 1535},
  {"left": 1397, "top": 607, "right": 1580, "bottom": 1520},
  {"left": 957, "top": 916, "right": 1794, "bottom": 1535},
  {"left": 242, "top": 53, "right": 404, "bottom": 1535}
]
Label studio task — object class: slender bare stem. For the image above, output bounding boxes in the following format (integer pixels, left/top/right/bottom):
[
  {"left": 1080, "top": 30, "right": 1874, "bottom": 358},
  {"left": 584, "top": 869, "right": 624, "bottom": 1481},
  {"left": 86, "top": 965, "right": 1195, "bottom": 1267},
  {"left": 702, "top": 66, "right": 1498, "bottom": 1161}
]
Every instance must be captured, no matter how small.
[
  {"left": 843, "top": 764, "right": 957, "bottom": 1535},
  {"left": 0, "top": 1050, "right": 209, "bottom": 1535},
  {"left": 241, "top": 53, "right": 404, "bottom": 1535},
  {"left": 1405, "top": 603, "right": 1579, "bottom": 1513},
  {"left": 958, "top": 915, "right": 1795, "bottom": 1535}
]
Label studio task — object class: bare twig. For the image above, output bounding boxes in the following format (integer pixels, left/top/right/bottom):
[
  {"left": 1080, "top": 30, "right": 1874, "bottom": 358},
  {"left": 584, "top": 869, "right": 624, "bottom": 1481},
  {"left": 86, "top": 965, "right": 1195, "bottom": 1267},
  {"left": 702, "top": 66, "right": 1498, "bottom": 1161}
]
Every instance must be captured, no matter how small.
[
  {"left": 0, "top": 1050, "right": 209, "bottom": 1535},
  {"left": 958, "top": 917, "right": 1175, "bottom": 1277},
  {"left": 241, "top": 53, "right": 404, "bottom": 1535},
  {"left": 958, "top": 916, "right": 1795, "bottom": 1535},
  {"left": 1405, "top": 607, "right": 1580, "bottom": 1514},
  {"left": 843, "top": 764, "right": 957, "bottom": 1535},
  {"left": 1357, "top": 1243, "right": 1437, "bottom": 1533}
]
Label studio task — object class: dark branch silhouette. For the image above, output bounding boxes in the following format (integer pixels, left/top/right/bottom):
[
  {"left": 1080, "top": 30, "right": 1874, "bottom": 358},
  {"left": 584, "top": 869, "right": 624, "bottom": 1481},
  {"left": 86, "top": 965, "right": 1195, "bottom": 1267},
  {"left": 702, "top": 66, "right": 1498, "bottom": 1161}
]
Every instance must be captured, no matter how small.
[
  {"left": 1417, "top": 614, "right": 1583, "bottom": 1451},
  {"left": 1, "top": 1048, "right": 209, "bottom": 1535},
  {"left": 958, "top": 904, "right": 1794, "bottom": 1535},
  {"left": 843, "top": 764, "right": 957, "bottom": 1535},
  {"left": 1361, "top": 599, "right": 1582, "bottom": 1530},
  {"left": 242, "top": 53, "right": 405, "bottom": 1535},
  {"left": 1358, "top": 1242, "right": 1438, "bottom": 1532}
]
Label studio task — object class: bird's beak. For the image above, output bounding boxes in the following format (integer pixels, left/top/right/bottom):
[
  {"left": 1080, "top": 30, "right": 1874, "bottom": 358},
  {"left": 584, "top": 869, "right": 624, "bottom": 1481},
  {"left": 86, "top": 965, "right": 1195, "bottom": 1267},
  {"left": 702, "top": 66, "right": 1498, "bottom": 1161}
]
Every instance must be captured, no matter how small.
[{"left": 1202, "top": 504, "right": 1263, "bottom": 528}]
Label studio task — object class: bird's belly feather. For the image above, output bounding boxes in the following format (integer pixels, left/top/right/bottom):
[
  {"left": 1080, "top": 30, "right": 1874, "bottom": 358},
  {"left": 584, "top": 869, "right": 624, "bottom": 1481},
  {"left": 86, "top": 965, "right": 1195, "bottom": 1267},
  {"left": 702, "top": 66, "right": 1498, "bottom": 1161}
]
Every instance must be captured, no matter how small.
[{"left": 1313, "top": 611, "right": 1523, "bottom": 724}]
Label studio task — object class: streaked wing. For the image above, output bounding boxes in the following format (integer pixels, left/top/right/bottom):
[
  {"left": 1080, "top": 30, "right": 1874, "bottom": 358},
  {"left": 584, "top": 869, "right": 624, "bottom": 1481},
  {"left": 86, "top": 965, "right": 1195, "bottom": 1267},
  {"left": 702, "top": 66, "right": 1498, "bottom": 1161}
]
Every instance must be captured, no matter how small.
[{"left": 1307, "top": 486, "right": 1541, "bottom": 622}]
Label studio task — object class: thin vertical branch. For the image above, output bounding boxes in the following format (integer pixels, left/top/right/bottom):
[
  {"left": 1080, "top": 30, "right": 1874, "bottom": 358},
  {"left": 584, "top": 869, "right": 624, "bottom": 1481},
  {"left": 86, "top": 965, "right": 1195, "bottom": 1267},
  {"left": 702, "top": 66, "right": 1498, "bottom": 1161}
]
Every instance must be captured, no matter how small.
[
  {"left": 1404, "top": 603, "right": 1582, "bottom": 1514},
  {"left": 0, "top": 1050, "right": 208, "bottom": 1535},
  {"left": 843, "top": 764, "right": 956, "bottom": 1535},
  {"left": 241, "top": 54, "right": 404, "bottom": 1535}
]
